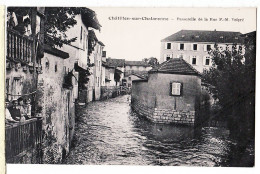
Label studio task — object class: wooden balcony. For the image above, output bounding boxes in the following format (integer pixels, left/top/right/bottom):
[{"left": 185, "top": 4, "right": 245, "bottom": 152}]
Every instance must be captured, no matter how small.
[
  {"left": 7, "top": 28, "right": 34, "bottom": 63},
  {"left": 5, "top": 117, "right": 43, "bottom": 162}
]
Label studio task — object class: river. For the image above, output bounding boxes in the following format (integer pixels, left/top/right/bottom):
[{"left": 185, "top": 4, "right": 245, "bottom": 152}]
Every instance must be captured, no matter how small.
[{"left": 64, "top": 95, "right": 254, "bottom": 166}]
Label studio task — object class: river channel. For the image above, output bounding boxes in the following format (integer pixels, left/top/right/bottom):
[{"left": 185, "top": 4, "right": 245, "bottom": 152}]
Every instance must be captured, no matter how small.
[{"left": 64, "top": 95, "right": 254, "bottom": 166}]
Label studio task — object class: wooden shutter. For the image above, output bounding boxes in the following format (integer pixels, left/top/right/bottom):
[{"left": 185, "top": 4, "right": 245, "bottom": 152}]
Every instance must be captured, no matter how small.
[
  {"left": 165, "top": 43, "right": 167, "bottom": 49},
  {"left": 177, "top": 43, "right": 180, "bottom": 50},
  {"left": 203, "top": 56, "right": 206, "bottom": 65},
  {"left": 204, "top": 44, "right": 207, "bottom": 51}
]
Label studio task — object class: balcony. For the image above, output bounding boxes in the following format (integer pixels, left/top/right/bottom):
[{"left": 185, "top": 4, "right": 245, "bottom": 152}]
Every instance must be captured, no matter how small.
[
  {"left": 5, "top": 117, "right": 43, "bottom": 162},
  {"left": 6, "top": 28, "right": 34, "bottom": 64}
]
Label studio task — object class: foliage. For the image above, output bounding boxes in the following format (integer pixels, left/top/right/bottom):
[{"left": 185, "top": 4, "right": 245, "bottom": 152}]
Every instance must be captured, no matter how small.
[
  {"left": 7, "top": 7, "right": 99, "bottom": 48},
  {"left": 88, "top": 30, "right": 98, "bottom": 56},
  {"left": 142, "top": 57, "right": 159, "bottom": 67},
  {"left": 203, "top": 33, "right": 255, "bottom": 136}
]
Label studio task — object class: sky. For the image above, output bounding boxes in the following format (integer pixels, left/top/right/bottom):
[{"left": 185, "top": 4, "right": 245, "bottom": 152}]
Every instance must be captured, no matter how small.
[{"left": 92, "top": 7, "right": 256, "bottom": 61}]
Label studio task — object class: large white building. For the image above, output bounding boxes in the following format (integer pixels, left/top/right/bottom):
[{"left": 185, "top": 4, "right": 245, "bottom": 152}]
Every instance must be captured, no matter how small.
[{"left": 160, "top": 30, "right": 243, "bottom": 72}]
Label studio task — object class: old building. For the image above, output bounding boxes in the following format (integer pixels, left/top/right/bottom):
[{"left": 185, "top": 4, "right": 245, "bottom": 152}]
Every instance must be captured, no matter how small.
[
  {"left": 5, "top": 7, "right": 45, "bottom": 163},
  {"left": 124, "top": 72, "right": 148, "bottom": 88},
  {"left": 160, "top": 30, "right": 243, "bottom": 72},
  {"left": 5, "top": 7, "right": 101, "bottom": 164},
  {"left": 131, "top": 58, "right": 201, "bottom": 125},
  {"left": 124, "top": 60, "right": 152, "bottom": 76},
  {"left": 88, "top": 39, "right": 105, "bottom": 101}
]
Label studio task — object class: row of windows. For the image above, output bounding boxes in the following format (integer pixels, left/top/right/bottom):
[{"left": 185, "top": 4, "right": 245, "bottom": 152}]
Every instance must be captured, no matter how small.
[
  {"left": 164, "top": 54, "right": 211, "bottom": 66},
  {"left": 165, "top": 42, "right": 213, "bottom": 51}
]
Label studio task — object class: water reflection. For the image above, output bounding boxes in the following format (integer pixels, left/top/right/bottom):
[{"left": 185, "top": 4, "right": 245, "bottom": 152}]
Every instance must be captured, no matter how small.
[{"left": 65, "top": 95, "right": 253, "bottom": 166}]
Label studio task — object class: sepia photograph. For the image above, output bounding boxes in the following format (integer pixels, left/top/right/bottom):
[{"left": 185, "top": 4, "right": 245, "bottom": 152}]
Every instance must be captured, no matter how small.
[{"left": 3, "top": 6, "right": 256, "bottom": 169}]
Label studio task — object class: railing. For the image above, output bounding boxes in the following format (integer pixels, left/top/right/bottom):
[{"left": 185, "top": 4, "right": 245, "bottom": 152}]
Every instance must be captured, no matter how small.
[
  {"left": 5, "top": 117, "right": 43, "bottom": 161},
  {"left": 7, "top": 28, "right": 34, "bottom": 63}
]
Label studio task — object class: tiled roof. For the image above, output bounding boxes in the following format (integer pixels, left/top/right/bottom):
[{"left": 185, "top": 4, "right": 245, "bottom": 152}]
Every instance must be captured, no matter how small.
[
  {"left": 162, "top": 30, "right": 242, "bottom": 43},
  {"left": 149, "top": 58, "right": 200, "bottom": 76},
  {"left": 125, "top": 61, "right": 150, "bottom": 67},
  {"left": 132, "top": 71, "right": 149, "bottom": 80},
  {"left": 106, "top": 58, "right": 125, "bottom": 67}
]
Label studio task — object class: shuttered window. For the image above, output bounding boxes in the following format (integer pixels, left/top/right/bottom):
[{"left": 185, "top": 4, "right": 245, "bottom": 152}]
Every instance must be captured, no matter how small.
[{"left": 171, "top": 82, "right": 182, "bottom": 96}]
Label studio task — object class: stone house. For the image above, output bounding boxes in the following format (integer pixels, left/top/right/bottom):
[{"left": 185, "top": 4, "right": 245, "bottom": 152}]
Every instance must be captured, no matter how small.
[
  {"left": 88, "top": 40, "right": 105, "bottom": 101},
  {"left": 5, "top": 7, "right": 101, "bottom": 164},
  {"left": 131, "top": 58, "right": 201, "bottom": 126},
  {"left": 123, "top": 72, "right": 148, "bottom": 88},
  {"left": 160, "top": 30, "right": 243, "bottom": 72},
  {"left": 124, "top": 61, "right": 152, "bottom": 77}
]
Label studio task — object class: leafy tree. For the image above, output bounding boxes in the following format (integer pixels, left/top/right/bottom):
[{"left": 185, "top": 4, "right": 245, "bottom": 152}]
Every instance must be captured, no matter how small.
[
  {"left": 7, "top": 7, "right": 100, "bottom": 48},
  {"left": 203, "top": 33, "right": 255, "bottom": 137},
  {"left": 143, "top": 57, "right": 159, "bottom": 67}
]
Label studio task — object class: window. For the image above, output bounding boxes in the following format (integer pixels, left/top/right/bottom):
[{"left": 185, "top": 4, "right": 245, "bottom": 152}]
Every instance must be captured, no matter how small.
[
  {"left": 193, "top": 44, "right": 198, "bottom": 51},
  {"left": 55, "top": 64, "right": 58, "bottom": 72},
  {"left": 166, "top": 54, "right": 172, "bottom": 61},
  {"left": 171, "top": 82, "right": 182, "bottom": 96},
  {"left": 205, "top": 56, "right": 210, "bottom": 65},
  {"left": 207, "top": 45, "right": 211, "bottom": 51},
  {"left": 191, "top": 56, "right": 197, "bottom": 65},
  {"left": 80, "top": 26, "right": 83, "bottom": 41},
  {"left": 166, "top": 43, "right": 171, "bottom": 49},
  {"left": 180, "top": 43, "right": 184, "bottom": 50},
  {"left": 128, "top": 76, "right": 131, "bottom": 80}
]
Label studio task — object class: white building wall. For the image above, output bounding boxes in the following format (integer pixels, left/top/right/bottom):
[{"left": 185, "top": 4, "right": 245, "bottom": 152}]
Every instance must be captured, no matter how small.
[{"left": 160, "top": 41, "right": 240, "bottom": 72}]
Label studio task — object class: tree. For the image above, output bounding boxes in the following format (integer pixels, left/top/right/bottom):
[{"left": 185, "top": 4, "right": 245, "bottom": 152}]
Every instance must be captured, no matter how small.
[
  {"left": 142, "top": 57, "right": 159, "bottom": 67},
  {"left": 7, "top": 7, "right": 100, "bottom": 48},
  {"left": 203, "top": 33, "right": 255, "bottom": 138}
]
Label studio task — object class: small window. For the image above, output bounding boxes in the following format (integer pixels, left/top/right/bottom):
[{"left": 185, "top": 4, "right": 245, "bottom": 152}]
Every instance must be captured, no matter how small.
[
  {"left": 195, "top": 35, "right": 199, "bottom": 38},
  {"left": 220, "top": 36, "right": 224, "bottom": 39},
  {"left": 205, "top": 56, "right": 210, "bottom": 65},
  {"left": 192, "top": 56, "right": 197, "bottom": 65},
  {"left": 235, "top": 36, "right": 238, "bottom": 40},
  {"left": 128, "top": 76, "right": 131, "bottom": 80},
  {"left": 207, "top": 45, "right": 211, "bottom": 51},
  {"left": 80, "top": 26, "right": 83, "bottom": 41},
  {"left": 193, "top": 44, "right": 198, "bottom": 51},
  {"left": 181, "top": 35, "right": 185, "bottom": 38},
  {"left": 167, "top": 43, "right": 171, "bottom": 49},
  {"left": 166, "top": 54, "right": 171, "bottom": 61},
  {"left": 180, "top": 43, "right": 184, "bottom": 50},
  {"left": 171, "top": 82, "right": 182, "bottom": 96},
  {"left": 55, "top": 64, "right": 58, "bottom": 72}
]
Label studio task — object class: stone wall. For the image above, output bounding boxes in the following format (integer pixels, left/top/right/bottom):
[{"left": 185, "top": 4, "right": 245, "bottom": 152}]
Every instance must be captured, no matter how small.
[
  {"left": 36, "top": 52, "right": 76, "bottom": 163},
  {"left": 131, "top": 73, "right": 201, "bottom": 126},
  {"left": 131, "top": 98, "right": 195, "bottom": 125}
]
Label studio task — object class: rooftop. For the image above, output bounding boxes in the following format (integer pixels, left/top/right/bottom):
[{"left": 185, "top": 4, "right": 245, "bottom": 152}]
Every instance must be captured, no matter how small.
[
  {"left": 125, "top": 61, "right": 150, "bottom": 67},
  {"left": 105, "top": 58, "right": 125, "bottom": 67},
  {"left": 162, "top": 30, "right": 243, "bottom": 43},
  {"left": 131, "top": 71, "right": 149, "bottom": 80},
  {"left": 149, "top": 58, "right": 201, "bottom": 76}
]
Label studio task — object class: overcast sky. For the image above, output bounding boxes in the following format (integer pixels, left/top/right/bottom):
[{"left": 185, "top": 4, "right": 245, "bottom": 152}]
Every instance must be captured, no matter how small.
[{"left": 92, "top": 7, "right": 256, "bottom": 61}]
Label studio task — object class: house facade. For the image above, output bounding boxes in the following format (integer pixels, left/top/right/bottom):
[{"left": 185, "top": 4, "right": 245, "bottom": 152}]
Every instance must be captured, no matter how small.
[
  {"left": 131, "top": 58, "right": 201, "bottom": 126},
  {"left": 160, "top": 30, "right": 243, "bottom": 72},
  {"left": 5, "top": 7, "right": 101, "bottom": 164},
  {"left": 124, "top": 61, "right": 152, "bottom": 76}
]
